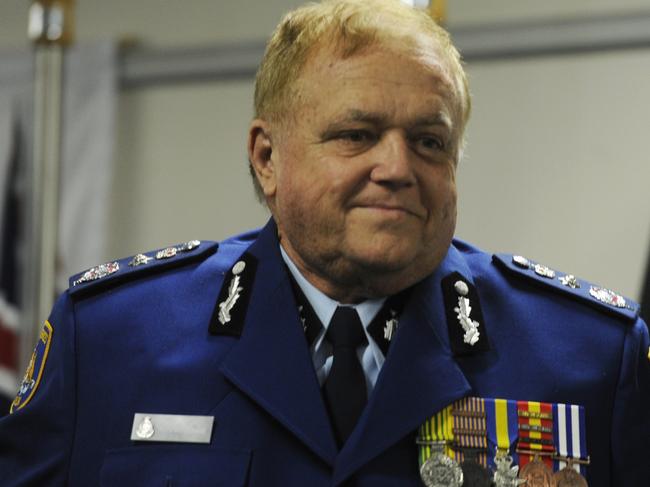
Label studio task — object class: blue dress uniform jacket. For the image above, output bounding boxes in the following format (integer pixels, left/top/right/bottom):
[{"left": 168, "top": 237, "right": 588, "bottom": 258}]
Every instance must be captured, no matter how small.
[{"left": 1, "top": 219, "right": 649, "bottom": 486}]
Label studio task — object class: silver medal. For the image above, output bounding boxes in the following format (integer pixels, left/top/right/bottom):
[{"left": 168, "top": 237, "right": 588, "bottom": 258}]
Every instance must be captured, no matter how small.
[
  {"left": 493, "top": 454, "right": 526, "bottom": 487},
  {"left": 420, "top": 451, "right": 463, "bottom": 487}
]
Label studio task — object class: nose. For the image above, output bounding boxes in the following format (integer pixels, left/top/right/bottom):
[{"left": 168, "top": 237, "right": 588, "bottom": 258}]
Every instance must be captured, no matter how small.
[{"left": 369, "top": 131, "right": 416, "bottom": 188}]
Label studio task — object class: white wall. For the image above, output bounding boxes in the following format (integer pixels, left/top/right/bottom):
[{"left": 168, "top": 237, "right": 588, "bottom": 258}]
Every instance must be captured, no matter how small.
[
  {"left": 450, "top": 0, "right": 650, "bottom": 25},
  {"left": 458, "top": 51, "right": 650, "bottom": 299},
  {"left": 1, "top": 0, "right": 648, "bottom": 299}
]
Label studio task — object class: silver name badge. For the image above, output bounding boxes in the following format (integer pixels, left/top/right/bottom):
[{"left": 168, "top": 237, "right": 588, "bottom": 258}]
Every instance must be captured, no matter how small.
[{"left": 130, "top": 413, "right": 214, "bottom": 444}]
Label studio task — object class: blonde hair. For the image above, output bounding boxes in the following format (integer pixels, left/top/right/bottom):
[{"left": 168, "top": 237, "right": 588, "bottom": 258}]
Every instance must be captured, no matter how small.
[
  {"left": 251, "top": 0, "right": 471, "bottom": 198},
  {"left": 255, "top": 0, "right": 469, "bottom": 121}
]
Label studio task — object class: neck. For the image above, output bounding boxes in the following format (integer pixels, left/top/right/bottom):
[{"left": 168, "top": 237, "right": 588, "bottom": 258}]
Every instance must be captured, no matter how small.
[{"left": 280, "top": 242, "right": 429, "bottom": 304}]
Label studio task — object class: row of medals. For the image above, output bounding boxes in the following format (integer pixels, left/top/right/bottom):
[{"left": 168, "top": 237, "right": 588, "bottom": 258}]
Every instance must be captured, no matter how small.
[{"left": 419, "top": 442, "right": 588, "bottom": 487}]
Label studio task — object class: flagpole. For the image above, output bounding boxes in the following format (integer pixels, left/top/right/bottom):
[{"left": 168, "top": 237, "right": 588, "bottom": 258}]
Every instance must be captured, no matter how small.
[
  {"left": 428, "top": 0, "right": 447, "bottom": 25},
  {"left": 20, "top": 0, "right": 74, "bottom": 373}
]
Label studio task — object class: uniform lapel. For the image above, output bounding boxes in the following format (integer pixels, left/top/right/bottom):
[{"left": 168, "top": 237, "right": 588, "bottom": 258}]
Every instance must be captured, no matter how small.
[
  {"left": 333, "top": 245, "right": 476, "bottom": 483},
  {"left": 218, "top": 220, "right": 338, "bottom": 465}
]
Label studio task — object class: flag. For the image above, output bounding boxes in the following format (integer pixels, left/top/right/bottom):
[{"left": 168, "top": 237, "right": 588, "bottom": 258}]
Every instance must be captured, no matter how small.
[
  {"left": 0, "top": 42, "right": 116, "bottom": 413},
  {"left": 0, "top": 99, "right": 22, "bottom": 413},
  {"left": 641, "top": 252, "right": 649, "bottom": 325}
]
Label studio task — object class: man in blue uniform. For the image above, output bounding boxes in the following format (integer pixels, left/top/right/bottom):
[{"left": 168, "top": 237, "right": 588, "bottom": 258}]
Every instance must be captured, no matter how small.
[{"left": 1, "top": 0, "right": 648, "bottom": 485}]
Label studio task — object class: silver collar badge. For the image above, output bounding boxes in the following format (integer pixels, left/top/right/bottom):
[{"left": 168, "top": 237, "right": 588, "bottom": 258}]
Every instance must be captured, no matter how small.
[
  {"left": 454, "top": 280, "right": 480, "bottom": 346},
  {"left": 384, "top": 310, "right": 399, "bottom": 341},
  {"left": 218, "top": 260, "right": 246, "bottom": 325}
]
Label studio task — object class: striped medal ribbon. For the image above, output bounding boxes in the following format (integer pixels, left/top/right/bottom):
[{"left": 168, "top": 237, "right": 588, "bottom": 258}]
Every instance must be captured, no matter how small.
[
  {"left": 485, "top": 398, "right": 524, "bottom": 486},
  {"left": 417, "top": 404, "right": 463, "bottom": 487},
  {"left": 452, "top": 397, "right": 492, "bottom": 486},
  {"left": 552, "top": 403, "right": 589, "bottom": 486},
  {"left": 516, "top": 401, "right": 555, "bottom": 486}
]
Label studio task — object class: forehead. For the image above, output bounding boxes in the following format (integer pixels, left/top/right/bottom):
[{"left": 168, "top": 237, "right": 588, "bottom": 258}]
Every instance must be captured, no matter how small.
[{"left": 293, "top": 45, "right": 459, "bottom": 125}]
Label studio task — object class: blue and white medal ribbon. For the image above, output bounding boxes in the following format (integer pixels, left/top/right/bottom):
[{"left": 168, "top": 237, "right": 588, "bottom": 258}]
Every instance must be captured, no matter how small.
[{"left": 553, "top": 403, "right": 589, "bottom": 476}]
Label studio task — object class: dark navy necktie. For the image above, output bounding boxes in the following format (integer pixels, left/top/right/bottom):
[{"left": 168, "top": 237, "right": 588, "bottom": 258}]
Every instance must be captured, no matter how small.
[{"left": 323, "top": 306, "right": 368, "bottom": 447}]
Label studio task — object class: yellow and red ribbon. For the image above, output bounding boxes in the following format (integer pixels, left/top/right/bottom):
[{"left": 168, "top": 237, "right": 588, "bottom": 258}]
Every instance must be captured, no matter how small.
[{"left": 516, "top": 400, "right": 554, "bottom": 469}]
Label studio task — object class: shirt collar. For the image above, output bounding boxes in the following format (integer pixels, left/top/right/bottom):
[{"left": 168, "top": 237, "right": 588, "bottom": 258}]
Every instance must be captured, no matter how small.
[{"left": 279, "top": 245, "right": 385, "bottom": 329}]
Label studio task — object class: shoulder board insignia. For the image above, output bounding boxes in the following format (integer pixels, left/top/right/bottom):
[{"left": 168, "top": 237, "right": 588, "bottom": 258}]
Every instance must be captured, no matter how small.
[
  {"left": 493, "top": 253, "right": 640, "bottom": 322},
  {"left": 69, "top": 240, "right": 218, "bottom": 298}
]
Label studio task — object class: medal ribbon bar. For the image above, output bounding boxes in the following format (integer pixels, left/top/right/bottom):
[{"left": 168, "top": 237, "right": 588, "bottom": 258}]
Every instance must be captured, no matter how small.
[
  {"left": 516, "top": 401, "right": 555, "bottom": 470},
  {"left": 452, "top": 397, "right": 488, "bottom": 466},
  {"left": 485, "top": 398, "right": 519, "bottom": 469},
  {"left": 417, "top": 404, "right": 455, "bottom": 467},
  {"left": 553, "top": 402, "right": 589, "bottom": 477},
  {"left": 419, "top": 397, "right": 590, "bottom": 484}
]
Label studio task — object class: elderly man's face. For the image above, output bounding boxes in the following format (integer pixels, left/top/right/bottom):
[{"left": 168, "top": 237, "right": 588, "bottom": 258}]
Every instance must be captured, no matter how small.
[{"left": 251, "top": 46, "right": 462, "bottom": 301}]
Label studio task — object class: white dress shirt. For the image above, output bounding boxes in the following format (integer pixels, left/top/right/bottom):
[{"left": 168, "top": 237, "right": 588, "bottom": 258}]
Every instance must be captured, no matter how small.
[{"left": 280, "top": 245, "right": 387, "bottom": 396}]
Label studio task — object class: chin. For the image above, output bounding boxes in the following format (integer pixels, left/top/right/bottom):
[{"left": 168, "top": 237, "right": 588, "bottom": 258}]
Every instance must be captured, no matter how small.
[{"left": 350, "top": 245, "right": 421, "bottom": 273}]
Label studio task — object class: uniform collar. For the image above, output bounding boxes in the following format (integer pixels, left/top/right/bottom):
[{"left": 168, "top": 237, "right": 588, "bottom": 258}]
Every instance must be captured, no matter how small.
[
  {"left": 279, "top": 244, "right": 385, "bottom": 331},
  {"left": 215, "top": 219, "right": 485, "bottom": 477}
]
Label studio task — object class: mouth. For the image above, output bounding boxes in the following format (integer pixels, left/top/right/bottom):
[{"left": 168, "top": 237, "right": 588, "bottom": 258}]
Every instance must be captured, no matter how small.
[{"left": 354, "top": 203, "right": 424, "bottom": 219}]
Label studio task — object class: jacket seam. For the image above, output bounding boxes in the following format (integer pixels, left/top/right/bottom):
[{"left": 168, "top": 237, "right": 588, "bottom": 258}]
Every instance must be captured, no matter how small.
[{"left": 63, "top": 294, "right": 80, "bottom": 486}]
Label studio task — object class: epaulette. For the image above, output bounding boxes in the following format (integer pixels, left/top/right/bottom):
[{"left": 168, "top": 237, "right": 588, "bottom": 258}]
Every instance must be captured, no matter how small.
[
  {"left": 68, "top": 240, "right": 219, "bottom": 298},
  {"left": 493, "top": 253, "right": 640, "bottom": 322}
]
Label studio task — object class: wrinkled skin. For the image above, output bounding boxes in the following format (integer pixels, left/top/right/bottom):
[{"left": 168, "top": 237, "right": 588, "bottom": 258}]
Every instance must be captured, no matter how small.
[{"left": 249, "top": 46, "right": 463, "bottom": 302}]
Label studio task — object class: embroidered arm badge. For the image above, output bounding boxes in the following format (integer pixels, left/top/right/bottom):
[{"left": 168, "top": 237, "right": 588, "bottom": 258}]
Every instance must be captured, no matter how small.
[{"left": 10, "top": 321, "right": 53, "bottom": 414}]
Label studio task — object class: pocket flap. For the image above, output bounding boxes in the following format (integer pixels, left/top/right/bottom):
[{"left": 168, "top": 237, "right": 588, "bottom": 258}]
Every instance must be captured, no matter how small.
[{"left": 100, "top": 445, "right": 250, "bottom": 486}]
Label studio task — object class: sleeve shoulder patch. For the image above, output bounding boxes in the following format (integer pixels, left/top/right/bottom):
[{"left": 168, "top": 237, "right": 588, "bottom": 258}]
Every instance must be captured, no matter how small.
[
  {"left": 68, "top": 240, "right": 218, "bottom": 298},
  {"left": 492, "top": 253, "right": 640, "bottom": 323},
  {"left": 10, "top": 321, "right": 53, "bottom": 414}
]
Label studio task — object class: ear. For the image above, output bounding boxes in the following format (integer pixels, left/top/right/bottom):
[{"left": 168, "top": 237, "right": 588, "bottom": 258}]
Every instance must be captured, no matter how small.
[{"left": 248, "top": 119, "right": 277, "bottom": 198}]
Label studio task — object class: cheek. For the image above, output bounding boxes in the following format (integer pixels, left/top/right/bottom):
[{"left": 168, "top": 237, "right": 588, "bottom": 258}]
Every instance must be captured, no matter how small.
[{"left": 422, "top": 169, "right": 457, "bottom": 215}]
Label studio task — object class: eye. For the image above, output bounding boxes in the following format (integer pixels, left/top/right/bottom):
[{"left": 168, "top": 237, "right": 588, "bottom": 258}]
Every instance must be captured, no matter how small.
[
  {"left": 414, "top": 135, "right": 444, "bottom": 151},
  {"left": 338, "top": 130, "right": 375, "bottom": 144}
]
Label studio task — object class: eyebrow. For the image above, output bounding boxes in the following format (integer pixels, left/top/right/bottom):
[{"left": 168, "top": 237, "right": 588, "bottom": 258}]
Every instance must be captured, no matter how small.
[{"left": 323, "top": 109, "right": 453, "bottom": 133}]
